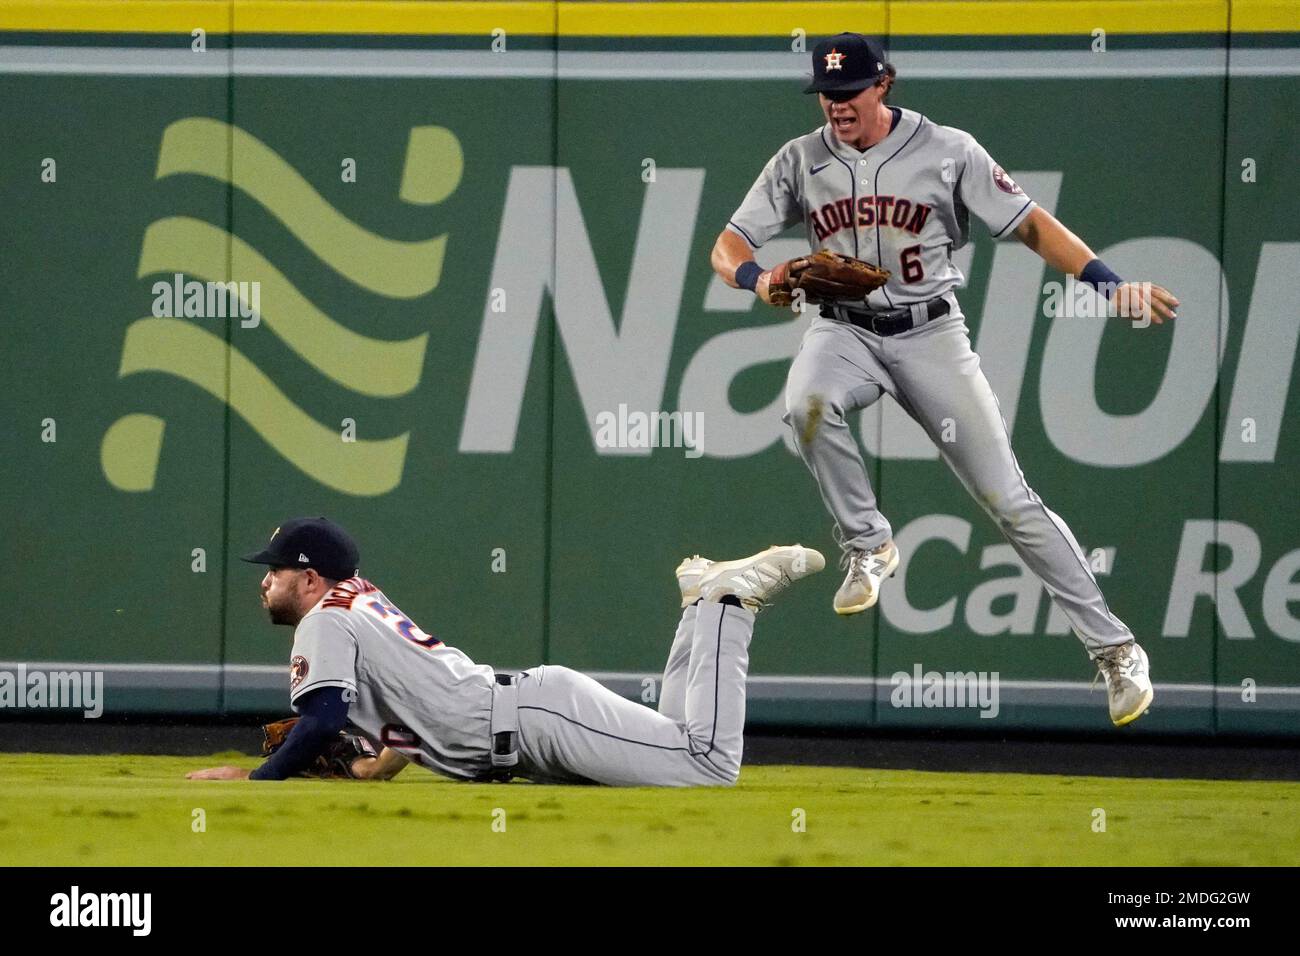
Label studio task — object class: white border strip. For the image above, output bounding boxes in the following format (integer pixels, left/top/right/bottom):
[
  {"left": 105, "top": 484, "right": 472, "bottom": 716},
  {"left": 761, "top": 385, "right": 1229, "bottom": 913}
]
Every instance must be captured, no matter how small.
[{"left": 0, "top": 46, "right": 1297, "bottom": 78}]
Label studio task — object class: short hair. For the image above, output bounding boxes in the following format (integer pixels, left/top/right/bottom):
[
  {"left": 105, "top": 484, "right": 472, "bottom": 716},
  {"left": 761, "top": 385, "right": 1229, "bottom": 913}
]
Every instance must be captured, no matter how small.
[{"left": 880, "top": 62, "right": 897, "bottom": 100}]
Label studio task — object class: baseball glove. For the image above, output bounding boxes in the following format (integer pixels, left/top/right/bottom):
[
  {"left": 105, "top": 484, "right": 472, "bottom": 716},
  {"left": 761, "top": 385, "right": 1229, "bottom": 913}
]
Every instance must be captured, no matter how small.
[
  {"left": 767, "top": 250, "right": 891, "bottom": 306},
  {"left": 261, "top": 717, "right": 377, "bottom": 780}
]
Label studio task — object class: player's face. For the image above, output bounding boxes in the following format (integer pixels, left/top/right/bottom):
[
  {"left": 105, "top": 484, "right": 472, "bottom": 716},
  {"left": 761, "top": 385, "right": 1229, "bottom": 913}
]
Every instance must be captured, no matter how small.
[
  {"left": 260, "top": 567, "right": 306, "bottom": 625},
  {"left": 819, "top": 82, "right": 886, "bottom": 146}
]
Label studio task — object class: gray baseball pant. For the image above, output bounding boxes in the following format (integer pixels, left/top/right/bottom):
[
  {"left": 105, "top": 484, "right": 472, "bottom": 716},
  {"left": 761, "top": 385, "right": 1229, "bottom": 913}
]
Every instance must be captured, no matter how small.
[
  {"left": 783, "top": 312, "right": 1133, "bottom": 654},
  {"left": 513, "top": 601, "right": 752, "bottom": 787}
]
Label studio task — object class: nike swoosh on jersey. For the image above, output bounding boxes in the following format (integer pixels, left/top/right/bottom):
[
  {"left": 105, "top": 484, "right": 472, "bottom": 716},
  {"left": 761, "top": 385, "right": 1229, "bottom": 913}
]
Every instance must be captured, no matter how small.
[{"left": 810, "top": 162, "right": 831, "bottom": 175}]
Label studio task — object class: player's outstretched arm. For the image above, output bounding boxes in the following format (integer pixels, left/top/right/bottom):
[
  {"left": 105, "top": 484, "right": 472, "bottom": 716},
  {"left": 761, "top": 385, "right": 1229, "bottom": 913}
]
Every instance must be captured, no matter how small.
[
  {"left": 710, "top": 229, "right": 775, "bottom": 304},
  {"left": 1013, "top": 207, "right": 1178, "bottom": 323},
  {"left": 1013, "top": 206, "right": 1094, "bottom": 276},
  {"left": 186, "top": 765, "right": 250, "bottom": 780},
  {"left": 350, "top": 747, "right": 410, "bottom": 781}
]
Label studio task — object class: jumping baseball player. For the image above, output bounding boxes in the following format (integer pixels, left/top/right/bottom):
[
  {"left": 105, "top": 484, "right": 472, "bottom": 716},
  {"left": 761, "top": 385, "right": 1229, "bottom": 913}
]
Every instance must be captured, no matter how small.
[
  {"left": 710, "top": 33, "right": 1176, "bottom": 727},
  {"left": 187, "top": 517, "right": 824, "bottom": 786}
]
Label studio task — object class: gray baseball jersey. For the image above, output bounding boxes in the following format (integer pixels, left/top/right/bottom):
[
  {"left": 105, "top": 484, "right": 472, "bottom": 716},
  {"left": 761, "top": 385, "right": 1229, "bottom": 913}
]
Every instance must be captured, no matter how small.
[
  {"left": 730, "top": 105, "right": 1135, "bottom": 656},
  {"left": 726, "top": 107, "right": 1036, "bottom": 308},
  {"left": 288, "top": 576, "right": 496, "bottom": 780},
  {"left": 286, "top": 575, "right": 757, "bottom": 786}
]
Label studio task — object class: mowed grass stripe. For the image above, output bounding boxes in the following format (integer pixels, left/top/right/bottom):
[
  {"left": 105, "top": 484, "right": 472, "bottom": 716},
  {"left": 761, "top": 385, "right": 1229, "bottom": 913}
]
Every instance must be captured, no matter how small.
[{"left": 0, "top": 754, "right": 1294, "bottom": 866}]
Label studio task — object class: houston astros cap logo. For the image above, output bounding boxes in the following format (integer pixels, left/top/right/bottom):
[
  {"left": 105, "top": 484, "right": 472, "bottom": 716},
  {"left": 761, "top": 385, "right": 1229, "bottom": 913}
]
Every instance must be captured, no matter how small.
[{"left": 806, "top": 35, "right": 886, "bottom": 94}]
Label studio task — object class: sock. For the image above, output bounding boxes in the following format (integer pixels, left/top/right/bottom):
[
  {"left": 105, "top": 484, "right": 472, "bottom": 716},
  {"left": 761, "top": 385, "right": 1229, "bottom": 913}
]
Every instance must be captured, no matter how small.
[{"left": 719, "top": 595, "right": 742, "bottom": 608}]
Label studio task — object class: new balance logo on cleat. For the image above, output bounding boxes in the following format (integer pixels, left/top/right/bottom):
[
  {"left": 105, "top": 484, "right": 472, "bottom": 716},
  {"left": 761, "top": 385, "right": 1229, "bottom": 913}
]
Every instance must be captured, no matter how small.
[
  {"left": 834, "top": 540, "right": 900, "bottom": 615},
  {"left": 1093, "top": 641, "right": 1154, "bottom": 727},
  {"left": 696, "top": 545, "right": 825, "bottom": 613}
]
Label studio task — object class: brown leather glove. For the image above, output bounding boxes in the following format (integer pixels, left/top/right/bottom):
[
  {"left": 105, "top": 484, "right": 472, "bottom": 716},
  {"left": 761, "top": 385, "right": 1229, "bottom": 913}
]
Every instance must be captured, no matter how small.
[
  {"left": 767, "top": 249, "right": 891, "bottom": 306},
  {"left": 260, "top": 717, "right": 377, "bottom": 779}
]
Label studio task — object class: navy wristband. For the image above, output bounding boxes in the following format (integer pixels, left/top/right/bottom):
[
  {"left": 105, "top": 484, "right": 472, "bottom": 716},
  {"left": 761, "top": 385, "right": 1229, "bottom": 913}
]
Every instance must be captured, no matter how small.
[
  {"left": 735, "top": 261, "right": 763, "bottom": 292},
  {"left": 1079, "top": 258, "right": 1123, "bottom": 293},
  {"left": 250, "top": 686, "right": 350, "bottom": 780}
]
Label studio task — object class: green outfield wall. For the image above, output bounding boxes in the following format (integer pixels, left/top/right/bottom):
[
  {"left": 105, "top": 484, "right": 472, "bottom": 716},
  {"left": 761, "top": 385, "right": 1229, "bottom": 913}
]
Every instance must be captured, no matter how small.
[{"left": 2, "top": 1, "right": 1298, "bottom": 735}]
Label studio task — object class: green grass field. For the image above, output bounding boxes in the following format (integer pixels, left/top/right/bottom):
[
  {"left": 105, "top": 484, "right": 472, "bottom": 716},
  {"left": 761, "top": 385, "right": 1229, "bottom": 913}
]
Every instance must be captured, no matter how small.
[{"left": 1, "top": 753, "right": 1296, "bottom": 866}]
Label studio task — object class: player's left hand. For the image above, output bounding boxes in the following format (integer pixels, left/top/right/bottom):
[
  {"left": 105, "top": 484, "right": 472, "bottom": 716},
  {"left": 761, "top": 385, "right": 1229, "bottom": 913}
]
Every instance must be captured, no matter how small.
[
  {"left": 1111, "top": 281, "right": 1178, "bottom": 325},
  {"left": 348, "top": 756, "right": 381, "bottom": 779},
  {"left": 186, "top": 766, "right": 252, "bottom": 780}
]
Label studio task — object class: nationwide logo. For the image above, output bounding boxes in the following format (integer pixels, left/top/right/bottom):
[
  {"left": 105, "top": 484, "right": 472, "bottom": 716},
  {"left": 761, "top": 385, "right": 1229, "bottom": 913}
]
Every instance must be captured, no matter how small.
[{"left": 100, "top": 118, "right": 464, "bottom": 496}]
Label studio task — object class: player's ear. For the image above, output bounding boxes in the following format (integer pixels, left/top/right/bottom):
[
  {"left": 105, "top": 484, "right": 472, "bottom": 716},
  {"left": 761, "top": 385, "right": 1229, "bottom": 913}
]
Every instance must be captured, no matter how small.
[{"left": 311, "top": 569, "right": 339, "bottom": 590}]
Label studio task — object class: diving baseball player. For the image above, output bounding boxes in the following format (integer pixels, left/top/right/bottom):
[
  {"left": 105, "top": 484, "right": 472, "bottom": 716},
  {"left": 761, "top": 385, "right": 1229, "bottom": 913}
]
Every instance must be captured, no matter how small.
[
  {"left": 187, "top": 517, "right": 824, "bottom": 786},
  {"left": 710, "top": 33, "right": 1175, "bottom": 727}
]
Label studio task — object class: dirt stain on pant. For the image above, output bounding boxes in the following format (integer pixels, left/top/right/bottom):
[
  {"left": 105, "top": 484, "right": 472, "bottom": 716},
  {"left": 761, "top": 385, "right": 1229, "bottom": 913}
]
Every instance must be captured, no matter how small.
[{"left": 800, "top": 395, "right": 825, "bottom": 447}]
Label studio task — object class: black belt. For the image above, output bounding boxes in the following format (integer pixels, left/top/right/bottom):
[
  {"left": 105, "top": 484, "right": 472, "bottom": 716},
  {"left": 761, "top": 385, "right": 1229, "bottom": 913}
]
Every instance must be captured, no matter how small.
[{"left": 823, "top": 297, "right": 950, "bottom": 336}]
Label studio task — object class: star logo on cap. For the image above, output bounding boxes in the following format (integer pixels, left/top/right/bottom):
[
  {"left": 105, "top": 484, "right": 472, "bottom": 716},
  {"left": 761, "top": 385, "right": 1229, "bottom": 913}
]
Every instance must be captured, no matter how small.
[{"left": 824, "top": 48, "right": 845, "bottom": 71}]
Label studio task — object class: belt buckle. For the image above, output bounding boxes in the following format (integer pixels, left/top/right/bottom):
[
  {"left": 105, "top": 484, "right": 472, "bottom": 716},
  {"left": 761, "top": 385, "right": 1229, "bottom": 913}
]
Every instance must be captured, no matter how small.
[{"left": 868, "top": 306, "right": 909, "bottom": 335}]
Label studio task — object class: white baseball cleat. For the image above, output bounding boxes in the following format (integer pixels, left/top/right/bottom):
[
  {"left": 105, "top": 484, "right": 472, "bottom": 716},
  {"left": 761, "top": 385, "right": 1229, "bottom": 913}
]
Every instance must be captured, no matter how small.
[
  {"left": 697, "top": 545, "right": 826, "bottom": 613},
  {"left": 674, "top": 554, "right": 714, "bottom": 608},
  {"left": 1093, "top": 640, "right": 1154, "bottom": 727},
  {"left": 834, "top": 540, "right": 900, "bottom": 615}
]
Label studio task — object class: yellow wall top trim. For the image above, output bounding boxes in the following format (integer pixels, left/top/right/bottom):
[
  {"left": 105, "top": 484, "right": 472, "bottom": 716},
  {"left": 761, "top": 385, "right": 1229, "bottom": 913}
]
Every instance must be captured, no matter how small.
[
  {"left": 1232, "top": 0, "right": 1300, "bottom": 32},
  {"left": 0, "top": 1, "right": 1292, "bottom": 37}
]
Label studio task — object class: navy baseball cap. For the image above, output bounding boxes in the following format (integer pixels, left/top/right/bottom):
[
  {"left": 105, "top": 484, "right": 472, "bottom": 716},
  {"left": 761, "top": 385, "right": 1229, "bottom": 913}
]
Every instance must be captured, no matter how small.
[
  {"left": 242, "top": 517, "right": 360, "bottom": 581},
  {"left": 804, "top": 33, "right": 888, "bottom": 94}
]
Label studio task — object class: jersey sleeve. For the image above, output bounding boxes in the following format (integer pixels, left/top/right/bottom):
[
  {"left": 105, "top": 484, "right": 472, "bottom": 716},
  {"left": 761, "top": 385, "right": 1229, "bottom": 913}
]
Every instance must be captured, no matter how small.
[
  {"left": 958, "top": 137, "right": 1036, "bottom": 239},
  {"left": 288, "top": 610, "right": 358, "bottom": 706},
  {"left": 726, "top": 143, "right": 803, "bottom": 250}
]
